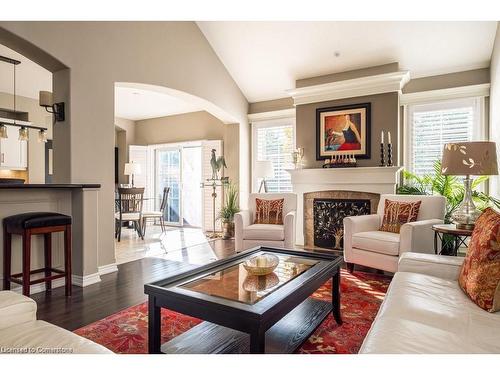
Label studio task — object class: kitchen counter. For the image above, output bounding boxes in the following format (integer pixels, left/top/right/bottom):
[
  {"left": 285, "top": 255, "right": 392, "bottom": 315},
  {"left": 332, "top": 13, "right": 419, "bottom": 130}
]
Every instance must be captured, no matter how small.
[
  {"left": 0, "top": 183, "right": 101, "bottom": 189},
  {"left": 0, "top": 183, "right": 104, "bottom": 293}
]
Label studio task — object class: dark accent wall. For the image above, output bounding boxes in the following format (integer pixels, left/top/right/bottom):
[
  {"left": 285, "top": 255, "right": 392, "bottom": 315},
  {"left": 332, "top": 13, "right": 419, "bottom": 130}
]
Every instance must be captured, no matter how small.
[{"left": 296, "top": 92, "right": 400, "bottom": 168}]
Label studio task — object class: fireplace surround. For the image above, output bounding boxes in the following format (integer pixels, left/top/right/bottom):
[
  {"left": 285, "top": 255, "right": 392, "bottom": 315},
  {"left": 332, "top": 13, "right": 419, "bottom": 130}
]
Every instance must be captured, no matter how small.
[{"left": 304, "top": 190, "right": 380, "bottom": 250}]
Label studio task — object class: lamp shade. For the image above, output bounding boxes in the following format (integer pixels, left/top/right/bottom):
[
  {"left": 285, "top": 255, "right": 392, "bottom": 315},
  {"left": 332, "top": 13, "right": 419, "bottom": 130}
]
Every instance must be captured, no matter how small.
[
  {"left": 254, "top": 160, "right": 274, "bottom": 179},
  {"left": 441, "top": 141, "right": 498, "bottom": 176},
  {"left": 124, "top": 162, "right": 141, "bottom": 175}
]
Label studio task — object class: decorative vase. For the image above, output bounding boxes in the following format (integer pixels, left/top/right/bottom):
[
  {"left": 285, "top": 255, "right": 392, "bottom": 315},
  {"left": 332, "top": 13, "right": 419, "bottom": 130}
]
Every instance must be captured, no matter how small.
[{"left": 222, "top": 221, "right": 234, "bottom": 239}]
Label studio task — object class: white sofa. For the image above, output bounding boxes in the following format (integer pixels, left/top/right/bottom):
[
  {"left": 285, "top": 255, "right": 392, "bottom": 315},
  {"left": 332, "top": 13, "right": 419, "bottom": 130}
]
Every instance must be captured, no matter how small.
[
  {"left": 0, "top": 291, "right": 111, "bottom": 353},
  {"left": 344, "top": 194, "right": 446, "bottom": 273},
  {"left": 360, "top": 252, "right": 500, "bottom": 353},
  {"left": 234, "top": 193, "right": 297, "bottom": 252}
]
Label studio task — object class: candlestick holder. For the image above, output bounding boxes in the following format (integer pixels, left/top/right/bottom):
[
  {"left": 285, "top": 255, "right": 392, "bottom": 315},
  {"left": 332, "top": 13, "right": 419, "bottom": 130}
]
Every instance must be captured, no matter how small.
[
  {"left": 379, "top": 143, "right": 385, "bottom": 166},
  {"left": 387, "top": 143, "right": 393, "bottom": 167}
]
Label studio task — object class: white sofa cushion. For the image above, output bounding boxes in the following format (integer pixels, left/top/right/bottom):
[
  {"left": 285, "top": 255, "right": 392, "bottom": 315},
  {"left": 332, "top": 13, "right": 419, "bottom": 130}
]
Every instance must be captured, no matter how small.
[
  {"left": 360, "top": 271, "right": 500, "bottom": 353},
  {"left": 0, "top": 291, "right": 37, "bottom": 331},
  {"left": 0, "top": 320, "right": 112, "bottom": 354},
  {"left": 352, "top": 230, "right": 400, "bottom": 256},
  {"left": 243, "top": 224, "right": 284, "bottom": 241}
]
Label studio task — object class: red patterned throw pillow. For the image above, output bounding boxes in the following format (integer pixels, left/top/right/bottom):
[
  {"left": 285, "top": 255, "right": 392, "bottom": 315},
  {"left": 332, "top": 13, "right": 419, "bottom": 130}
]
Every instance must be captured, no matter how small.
[
  {"left": 254, "top": 198, "right": 284, "bottom": 225},
  {"left": 379, "top": 199, "right": 421, "bottom": 234},
  {"left": 459, "top": 208, "right": 500, "bottom": 313}
]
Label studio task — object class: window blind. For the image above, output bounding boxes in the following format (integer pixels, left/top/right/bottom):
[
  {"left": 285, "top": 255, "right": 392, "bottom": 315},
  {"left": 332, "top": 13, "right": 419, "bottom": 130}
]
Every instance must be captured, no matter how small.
[
  {"left": 253, "top": 121, "right": 294, "bottom": 193},
  {"left": 408, "top": 99, "right": 478, "bottom": 176}
]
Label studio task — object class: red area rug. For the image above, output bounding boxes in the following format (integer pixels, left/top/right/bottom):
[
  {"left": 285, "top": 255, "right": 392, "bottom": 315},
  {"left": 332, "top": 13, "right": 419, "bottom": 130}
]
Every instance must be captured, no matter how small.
[{"left": 74, "top": 270, "right": 390, "bottom": 354}]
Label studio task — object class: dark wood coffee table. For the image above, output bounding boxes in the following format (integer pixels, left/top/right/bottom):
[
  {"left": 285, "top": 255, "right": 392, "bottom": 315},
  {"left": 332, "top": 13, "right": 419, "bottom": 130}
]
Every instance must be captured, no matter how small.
[{"left": 144, "top": 247, "right": 343, "bottom": 354}]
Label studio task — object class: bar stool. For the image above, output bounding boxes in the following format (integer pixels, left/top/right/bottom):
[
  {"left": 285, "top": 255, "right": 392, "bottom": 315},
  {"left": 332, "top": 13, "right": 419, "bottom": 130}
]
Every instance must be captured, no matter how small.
[{"left": 3, "top": 212, "right": 72, "bottom": 297}]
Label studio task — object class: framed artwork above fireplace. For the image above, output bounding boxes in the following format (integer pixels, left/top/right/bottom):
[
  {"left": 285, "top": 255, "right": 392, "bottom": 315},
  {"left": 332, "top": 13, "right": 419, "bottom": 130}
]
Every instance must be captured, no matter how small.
[{"left": 316, "top": 103, "right": 371, "bottom": 160}]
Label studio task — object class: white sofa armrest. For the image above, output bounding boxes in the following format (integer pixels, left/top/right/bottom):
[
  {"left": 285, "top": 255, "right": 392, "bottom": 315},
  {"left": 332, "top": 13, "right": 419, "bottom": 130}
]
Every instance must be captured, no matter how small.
[
  {"left": 284, "top": 210, "right": 296, "bottom": 248},
  {"left": 234, "top": 210, "right": 251, "bottom": 252},
  {"left": 398, "top": 252, "right": 464, "bottom": 281},
  {"left": 344, "top": 214, "right": 381, "bottom": 235},
  {"left": 0, "top": 291, "right": 37, "bottom": 330},
  {"left": 399, "top": 218, "right": 443, "bottom": 255}
]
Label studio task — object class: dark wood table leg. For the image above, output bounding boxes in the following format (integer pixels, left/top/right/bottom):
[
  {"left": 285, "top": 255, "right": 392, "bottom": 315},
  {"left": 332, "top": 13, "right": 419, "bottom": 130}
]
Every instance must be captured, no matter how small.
[
  {"left": 332, "top": 268, "right": 343, "bottom": 325},
  {"left": 249, "top": 328, "right": 265, "bottom": 354},
  {"left": 148, "top": 297, "right": 162, "bottom": 354},
  {"left": 434, "top": 231, "right": 438, "bottom": 255}
]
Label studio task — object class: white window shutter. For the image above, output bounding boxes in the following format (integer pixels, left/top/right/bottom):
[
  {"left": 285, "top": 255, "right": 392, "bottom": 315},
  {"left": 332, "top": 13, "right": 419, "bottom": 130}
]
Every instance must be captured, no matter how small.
[{"left": 201, "top": 140, "right": 223, "bottom": 233}]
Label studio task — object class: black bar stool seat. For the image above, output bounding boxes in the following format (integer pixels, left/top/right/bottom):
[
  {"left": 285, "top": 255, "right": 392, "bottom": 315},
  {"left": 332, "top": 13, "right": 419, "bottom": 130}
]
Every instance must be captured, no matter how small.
[{"left": 3, "top": 212, "right": 72, "bottom": 297}]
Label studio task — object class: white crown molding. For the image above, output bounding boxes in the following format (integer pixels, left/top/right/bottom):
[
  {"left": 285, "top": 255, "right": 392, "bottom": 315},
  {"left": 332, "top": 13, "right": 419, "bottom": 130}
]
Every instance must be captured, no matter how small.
[
  {"left": 400, "top": 83, "right": 490, "bottom": 105},
  {"left": 98, "top": 263, "right": 119, "bottom": 275},
  {"left": 248, "top": 108, "right": 296, "bottom": 123},
  {"left": 287, "top": 71, "right": 411, "bottom": 106}
]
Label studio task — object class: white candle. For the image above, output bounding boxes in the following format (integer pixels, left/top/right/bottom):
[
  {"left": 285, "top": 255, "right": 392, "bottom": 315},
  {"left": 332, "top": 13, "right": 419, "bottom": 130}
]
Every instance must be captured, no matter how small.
[
  {"left": 381, "top": 130, "right": 384, "bottom": 144},
  {"left": 388, "top": 131, "right": 392, "bottom": 144}
]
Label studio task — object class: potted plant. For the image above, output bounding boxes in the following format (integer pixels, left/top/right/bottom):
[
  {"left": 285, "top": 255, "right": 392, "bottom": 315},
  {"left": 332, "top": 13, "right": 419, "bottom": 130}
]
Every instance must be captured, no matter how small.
[
  {"left": 397, "top": 160, "right": 500, "bottom": 253},
  {"left": 218, "top": 183, "right": 240, "bottom": 239}
]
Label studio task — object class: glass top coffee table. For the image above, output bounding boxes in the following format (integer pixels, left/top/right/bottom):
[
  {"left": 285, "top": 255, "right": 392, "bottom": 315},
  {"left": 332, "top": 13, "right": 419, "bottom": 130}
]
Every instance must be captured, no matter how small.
[{"left": 144, "top": 246, "right": 343, "bottom": 354}]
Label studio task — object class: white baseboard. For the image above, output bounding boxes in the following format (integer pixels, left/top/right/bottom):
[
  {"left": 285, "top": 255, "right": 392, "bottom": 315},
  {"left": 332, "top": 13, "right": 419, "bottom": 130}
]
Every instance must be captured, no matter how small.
[
  {"left": 72, "top": 272, "right": 101, "bottom": 287},
  {"left": 98, "top": 263, "right": 119, "bottom": 275}
]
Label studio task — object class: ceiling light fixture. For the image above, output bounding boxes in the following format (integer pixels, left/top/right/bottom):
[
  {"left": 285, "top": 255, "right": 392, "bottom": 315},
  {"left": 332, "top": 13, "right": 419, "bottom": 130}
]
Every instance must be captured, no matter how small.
[
  {"left": 38, "top": 129, "right": 48, "bottom": 143},
  {"left": 0, "top": 124, "right": 7, "bottom": 139},
  {"left": 18, "top": 127, "right": 29, "bottom": 142}
]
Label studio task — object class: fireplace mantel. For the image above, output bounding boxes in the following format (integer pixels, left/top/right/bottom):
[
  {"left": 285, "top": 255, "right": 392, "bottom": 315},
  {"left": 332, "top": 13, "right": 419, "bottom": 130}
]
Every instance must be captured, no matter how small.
[{"left": 287, "top": 166, "right": 403, "bottom": 246}]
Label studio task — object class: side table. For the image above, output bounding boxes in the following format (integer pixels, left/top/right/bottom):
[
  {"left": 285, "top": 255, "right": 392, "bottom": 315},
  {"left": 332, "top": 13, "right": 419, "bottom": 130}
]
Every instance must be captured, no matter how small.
[{"left": 432, "top": 224, "right": 473, "bottom": 256}]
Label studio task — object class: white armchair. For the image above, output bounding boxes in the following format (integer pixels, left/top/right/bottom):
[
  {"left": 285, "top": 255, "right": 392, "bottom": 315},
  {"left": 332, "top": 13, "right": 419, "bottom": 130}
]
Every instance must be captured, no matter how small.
[
  {"left": 343, "top": 194, "right": 446, "bottom": 273},
  {"left": 234, "top": 193, "right": 297, "bottom": 252}
]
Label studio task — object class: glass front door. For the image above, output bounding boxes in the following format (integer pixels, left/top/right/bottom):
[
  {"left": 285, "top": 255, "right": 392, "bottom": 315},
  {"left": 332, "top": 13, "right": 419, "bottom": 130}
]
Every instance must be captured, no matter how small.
[{"left": 156, "top": 147, "right": 182, "bottom": 225}]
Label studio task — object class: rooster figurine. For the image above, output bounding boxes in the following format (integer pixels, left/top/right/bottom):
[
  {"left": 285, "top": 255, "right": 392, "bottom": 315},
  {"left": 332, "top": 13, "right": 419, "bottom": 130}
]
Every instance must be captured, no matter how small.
[{"left": 210, "top": 149, "right": 227, "bottom": 180}]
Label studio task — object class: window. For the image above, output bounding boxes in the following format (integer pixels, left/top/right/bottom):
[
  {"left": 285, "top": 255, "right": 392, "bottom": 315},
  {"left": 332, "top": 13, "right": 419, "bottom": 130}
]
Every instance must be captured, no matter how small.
[
  {"left": 252, "top": 119, "right": 295, "bottom": 192},
  {"left": 406, "top": 98, "right": 484, "bottom": 176}
]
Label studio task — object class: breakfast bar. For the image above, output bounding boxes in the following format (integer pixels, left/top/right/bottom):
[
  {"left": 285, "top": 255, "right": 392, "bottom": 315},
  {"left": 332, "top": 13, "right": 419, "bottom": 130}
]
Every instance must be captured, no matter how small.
[{"left": 0, "top": 183, "right": 101, "bottom": 293}]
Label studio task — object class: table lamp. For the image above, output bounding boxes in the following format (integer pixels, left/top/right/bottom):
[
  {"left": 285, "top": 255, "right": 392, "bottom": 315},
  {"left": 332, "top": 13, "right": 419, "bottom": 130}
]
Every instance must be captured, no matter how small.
[
  {"left": 441, "top": 141, "right": 498, "bottom": 229},
  {"left": 254, "top": 160, "right": 274, "bottom": 193},
  {"left": 124, "top": 162, "right": 141, "bottom": 187}
]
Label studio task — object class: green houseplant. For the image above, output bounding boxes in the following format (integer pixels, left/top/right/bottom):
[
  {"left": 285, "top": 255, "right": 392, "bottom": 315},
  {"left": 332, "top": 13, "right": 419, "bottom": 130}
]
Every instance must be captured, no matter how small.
[
  {"left": 218, "top": 183, "right": 240, "bottom": 239},
  {"left": 397, "top": 160, "right": 500, "bottom": 253}
]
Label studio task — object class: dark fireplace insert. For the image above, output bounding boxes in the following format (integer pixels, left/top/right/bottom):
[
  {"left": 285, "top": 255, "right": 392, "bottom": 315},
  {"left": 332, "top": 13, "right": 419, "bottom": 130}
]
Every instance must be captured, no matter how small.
[{"left": 313, "top": 198, "right": 371, "bottom": 250}]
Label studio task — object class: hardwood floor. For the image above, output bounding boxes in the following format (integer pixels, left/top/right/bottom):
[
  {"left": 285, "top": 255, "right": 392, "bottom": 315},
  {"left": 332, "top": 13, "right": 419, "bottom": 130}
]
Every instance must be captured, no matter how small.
[
  {"left": 31, "top": 226, "right": 382, "bottom": 332},
  {"left": 32, "top": 236, "right": 236, "bottom": 331}
]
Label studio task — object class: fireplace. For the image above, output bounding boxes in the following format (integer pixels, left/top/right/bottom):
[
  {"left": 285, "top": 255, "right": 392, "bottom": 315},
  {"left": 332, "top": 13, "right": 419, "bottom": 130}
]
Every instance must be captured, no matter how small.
[
  {"left": 313, "top": 199, "right": 371, "bottom": 250},
  {"left": 303, "top": 190, "right": 380, "bottom": 250}
]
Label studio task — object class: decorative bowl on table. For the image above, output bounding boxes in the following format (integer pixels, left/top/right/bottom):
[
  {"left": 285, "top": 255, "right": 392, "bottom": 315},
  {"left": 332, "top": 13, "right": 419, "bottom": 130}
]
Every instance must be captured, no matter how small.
[
  {"left": 243, "top": 254, "right": 279, "bottom": 276},
  {"left": 242, "top": 273, "right": 279, "bottom": 292}
]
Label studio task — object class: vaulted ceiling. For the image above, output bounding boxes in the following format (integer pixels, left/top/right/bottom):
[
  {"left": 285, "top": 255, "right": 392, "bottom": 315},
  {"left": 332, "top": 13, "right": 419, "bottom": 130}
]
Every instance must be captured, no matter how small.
[{"left": 197, "top": 21, "right": 498, "bottom": 102}]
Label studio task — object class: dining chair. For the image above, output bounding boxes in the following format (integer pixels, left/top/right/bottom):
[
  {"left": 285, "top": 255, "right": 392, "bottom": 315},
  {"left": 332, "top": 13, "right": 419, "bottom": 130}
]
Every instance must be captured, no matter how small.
[
  {"left": 142, "top": 187, "right": 170, "bottom": 236},
  {"left": 115, "top": 187, "right": 145, "bottom": 242}
]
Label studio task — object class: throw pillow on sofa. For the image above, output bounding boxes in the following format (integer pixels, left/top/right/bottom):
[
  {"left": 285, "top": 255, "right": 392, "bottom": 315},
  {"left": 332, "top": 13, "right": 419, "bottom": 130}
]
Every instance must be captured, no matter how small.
[
  {"left": 380, "top": 199, "right": 421, "bottom": 233},
  {"left": 458, "top": 207, "right": 500, "bottom": 313},
  {"left": 254, "top": 198, "right": 284, "bottom": 225}
]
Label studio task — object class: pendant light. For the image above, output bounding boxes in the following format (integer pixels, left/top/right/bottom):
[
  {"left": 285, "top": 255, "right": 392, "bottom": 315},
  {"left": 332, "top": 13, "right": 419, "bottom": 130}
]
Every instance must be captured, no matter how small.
[
  {"left": 18, "top": 127, "right": 29, "bottom": 141},
  {"left": 38, "top": 129, "right": 48, "bottom": 143},
  {"left": 0, "top": 124, "right": 7, "bottom": 139}
]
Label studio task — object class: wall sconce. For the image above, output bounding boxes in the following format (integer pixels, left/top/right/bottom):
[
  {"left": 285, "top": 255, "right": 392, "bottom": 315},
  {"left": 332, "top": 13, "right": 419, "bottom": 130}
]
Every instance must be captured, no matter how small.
[{"left": 39, "top": 91, "right": 65, "bottom": 122}]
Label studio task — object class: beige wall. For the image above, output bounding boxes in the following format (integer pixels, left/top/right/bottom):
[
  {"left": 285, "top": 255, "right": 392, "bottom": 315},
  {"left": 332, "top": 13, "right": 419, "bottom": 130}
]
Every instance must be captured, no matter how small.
[
  {"left": 490, "top": 22, "right": 500, "bottom": 198},
  {"left": 0, "top": 22, "right": 249, "bottom": 271},
  {"left": 248, "top": 97, "right": 294, "bottom": 114},
  {"left": 296, "top": 63, "right": 399, "bottom": 88},
  {"left": 403, "top": 68, "right": 490, "bottom": 93},
  {"left": 114, "top": 117, "right": 135, "bottom": 185},
  {"left": 296, "top": 92, "right": 399, "bottom": 169},
  {"left": 135, "top": 111, "right": 240, "bottom": 185},
  {"left": 0, "top": 92, "right": 52, "bottom": 183}
]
